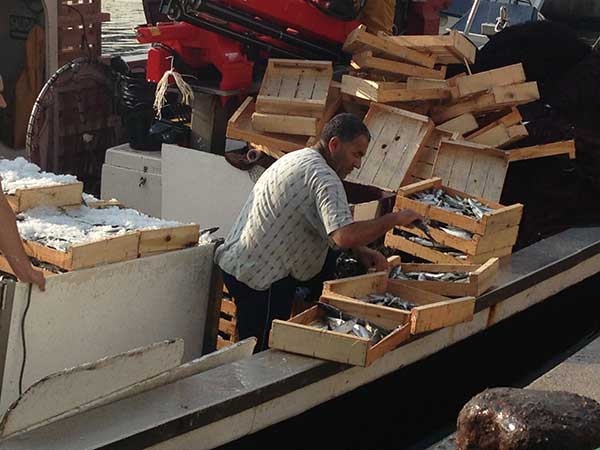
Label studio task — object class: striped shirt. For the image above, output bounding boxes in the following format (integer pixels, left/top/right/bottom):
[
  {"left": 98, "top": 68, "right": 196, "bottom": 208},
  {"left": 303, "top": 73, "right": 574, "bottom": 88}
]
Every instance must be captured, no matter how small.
[{"left": 215, "top": 148, "right": 353, "bottom": 291}]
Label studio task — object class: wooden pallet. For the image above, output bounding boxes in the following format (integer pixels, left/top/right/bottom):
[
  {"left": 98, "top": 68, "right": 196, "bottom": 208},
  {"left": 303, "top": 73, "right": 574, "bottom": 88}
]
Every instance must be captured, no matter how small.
[
  {"left": 387, "top": 255, "right": 499, "bottom": 297},
  {"left": 431, "top": 82, "right": 540, "bottom": 124},
  {"left": 255, "top": 59, "right": 332, "bottom": 117},
  {"left": 5, "top": 182, "right": 83, "bottom": 213},
  {"left": 323, "top": 272, "right": 475, "bottom": 335},
  {"left": 343, "top": 25, "right": 436, "bottom": 69},
  {"left": 21, "top": 224, "right": 200, "bottom": 271},
  {"left": 217, "top": 290, "right": 238, "bottom": 350},
  {"left": 384, "top": 232, "right": 514, "bottom": 264},
  {"left": 352, "top": 51, "right": 447, "bottom": 80},
  {"left": 58, "top": 0, "right": 110, "bottom": 66},
  {"left": 433, "top": 139, "right": 576, "bottom": 202},
  {"left": 341, "top": 75, "right": 451, "bottom": 103},
  {"left": 385, "top": 30, "right": 477, "bottom": 65},
  {"left": 269, "top": 301, "right": 411, "bottom": 367},
  {"left": 345, "top": 103, "right": 434, "bottom": 191}
]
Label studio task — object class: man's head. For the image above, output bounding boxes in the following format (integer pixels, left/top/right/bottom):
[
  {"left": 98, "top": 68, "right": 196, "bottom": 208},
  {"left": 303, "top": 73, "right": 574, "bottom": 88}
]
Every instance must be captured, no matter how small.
[{"left": 320, "top": 113, "right": 371, "bottom": 179}]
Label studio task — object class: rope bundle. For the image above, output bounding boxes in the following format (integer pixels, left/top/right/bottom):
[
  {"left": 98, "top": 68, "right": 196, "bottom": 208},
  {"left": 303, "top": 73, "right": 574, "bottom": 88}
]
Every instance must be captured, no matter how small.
[{"left": 153, "top": 69, "right": 194, "bottom": 119}]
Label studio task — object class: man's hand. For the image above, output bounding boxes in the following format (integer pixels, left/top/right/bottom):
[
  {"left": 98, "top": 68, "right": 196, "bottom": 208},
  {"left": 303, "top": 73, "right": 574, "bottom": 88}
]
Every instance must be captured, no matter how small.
[
  {"left": 354, "top": 246, "right": 389, "bottom": 273},
  {"left": 8, "top": 257, "right": 46, "bottom": 291},
  {"left": 392, "top": 209, "right": 424, "bottom": 228}
]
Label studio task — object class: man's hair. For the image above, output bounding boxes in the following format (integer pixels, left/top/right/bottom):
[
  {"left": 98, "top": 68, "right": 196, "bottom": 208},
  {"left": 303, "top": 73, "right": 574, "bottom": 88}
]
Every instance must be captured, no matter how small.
[{"left": 320, "top": 113, "right": 371, "bottom": 147}]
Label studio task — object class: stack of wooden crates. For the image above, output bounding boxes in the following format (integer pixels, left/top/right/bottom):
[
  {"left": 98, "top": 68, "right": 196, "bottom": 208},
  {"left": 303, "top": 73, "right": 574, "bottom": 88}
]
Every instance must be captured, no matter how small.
[{"left": 223, "top": 25, "right": 578, "bottom": 357}]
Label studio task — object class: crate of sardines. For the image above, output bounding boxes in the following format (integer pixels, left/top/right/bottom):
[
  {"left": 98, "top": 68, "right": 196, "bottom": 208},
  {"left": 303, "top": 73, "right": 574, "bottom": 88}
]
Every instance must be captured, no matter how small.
[
  {"left": 269, "top": 300, "right": 412, "bottom": 366},
  {"left": 322, "top": 272, "right": 475, "bottom": 335},
  {"left": 387, "top": 255, "right": 499, "bottom": 297},
  {"left": 384, "top": 177, "right": 523, "bottom": 264}
]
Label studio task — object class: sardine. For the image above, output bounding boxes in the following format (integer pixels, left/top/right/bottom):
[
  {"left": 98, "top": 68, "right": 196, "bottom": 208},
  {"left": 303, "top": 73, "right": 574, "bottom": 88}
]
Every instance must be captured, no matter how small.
[{"left": 438, "top": 225, "right": 473, "bottom": 240}]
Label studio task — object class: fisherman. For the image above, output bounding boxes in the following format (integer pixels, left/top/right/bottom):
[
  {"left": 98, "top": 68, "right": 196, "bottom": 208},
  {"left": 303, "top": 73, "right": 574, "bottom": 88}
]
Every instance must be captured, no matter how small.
[
  {"left": 215, "top": 113, "right": 422, "bottom": 351},
  {"left": 0, "top": 85, "right": 45, "bottom": 291}
]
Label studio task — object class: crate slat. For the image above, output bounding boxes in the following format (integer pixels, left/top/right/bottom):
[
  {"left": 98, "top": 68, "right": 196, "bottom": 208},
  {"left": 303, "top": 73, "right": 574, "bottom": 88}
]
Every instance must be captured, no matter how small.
[{"left": 5, "top": 182, "right": 83, "bottom": 213}]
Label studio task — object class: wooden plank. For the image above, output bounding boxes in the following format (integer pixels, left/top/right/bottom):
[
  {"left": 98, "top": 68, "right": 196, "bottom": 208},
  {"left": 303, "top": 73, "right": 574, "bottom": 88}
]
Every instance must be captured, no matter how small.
[
  {"left": 406, "top": 78, "right": 449, "bottom": 90},
  {"left": 6, "top": 182, "right": 83, "bottom": 213},
  {"left": 455, "top": 63, "right": 526, "bottom": 98},
  {"left": 437, "top": 114, "right": 479, "bottom": 135},
  {"left": 343, "top": 25, "right": 436, "bottom": 68},
  {"left": 69, "top": 233, "right": 140, "bottom": 270},
  {"left": 398, "top": 177, "right": 442, "bottom": 196},
  {"left": 346, "top": 103, "right": 434, "bottom": 191},
  {"left": 466, "top": 107, "right": 522, "bottom": 140},
  {"left": 219, "top": 318, "right": 237, "bottom": 337},
  {"left": 410, "top": 297, "right": 475, "bottom": 334},
  {"left": 221, "top": 299, "right": 237, "bottom": 317},
  {"left": 322, "top": 294, "right": 410, "bottom": 330},
  {"left": 386, "top": 31, "right": 477, "bottom": 65},
  {"left": 506, "top": 140, "right": 576, "bottom": 162},
  {"left": 0, "top": 255, "right": 56, "bottom": 278},
  {"left": 323, "top": 272, "right": 387, "bottom": 298},
  {"left": 251, "top": 113, "right": 318, "bottom": 136},
  {"left": 384, "top": 233, "right": 463, "bottom": 264},
  {"left": 366, "top": 323, "right": 411, "bottom": 366},
  {"left": 431, "top": 82, "right": 540, "bottom": 124},
  {"left": 353, "top": 52, "right": 446, "bottom": 80},
  {"left": 138, "top": 225, "right": 199, "bottom": 256}
]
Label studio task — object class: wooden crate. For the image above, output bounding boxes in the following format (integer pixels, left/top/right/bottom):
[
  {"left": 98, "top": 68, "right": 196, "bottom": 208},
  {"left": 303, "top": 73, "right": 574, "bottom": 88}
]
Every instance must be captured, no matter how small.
[
  {"left": 392, "top": 177, "right": 523, "bottom": 237},
  {"left": 227, "top": 87, "right": 341, "bottom": 159},
  {"left": 5, "top": 182, "right": 83, "bottom": 213},
  {"left": 343, "top": 25, "right": 436, "bottom": 69},
  {"left": 255, "top": 60, "right": 332, "bottom": 117},
  {"left": 20, "top": 223, "right": 200, "bottom": 271},
  {"left": 269, "top": 302, "right": 411, "bottom": 366},
  {"left": 345, "top": 103, "right": 434, "bottom": 191},
  {"left": 385, "top": 30, "right": 477, "bottom": 65},
  {"left": 431, "top": 82, "right": 540, "bottom": 124},
  {"left": 352, "top": 51, "right": 447, "bottom": 80},
  {"left": 0, "top": 254, "right": 58, "bottom": 278},
  {"left": 454, "top": 64, "right": 526, "bottom": 99},
  {"left": 465, "top": 108, "right": 527, "bottom": 147},
  {"left": 341, "top": 75, "right": 451, "bottom": 103},
  {"left": 388, "top": 256, "right": 499, "bottom": 297},
  {"left": 22, "top": 233, "right": 140, "bottom": 271},
  {"left": 384, "top": 232, "right": 514, "bottom": 264},
  {"left": 433, "top": 139, "right": 576, "bottom": 202},
  {"left": 322, "top": 272, "right": 475, "bottom": 335},
  {"left": 438, "top": 113, "right": 479, "bottom": 136}
]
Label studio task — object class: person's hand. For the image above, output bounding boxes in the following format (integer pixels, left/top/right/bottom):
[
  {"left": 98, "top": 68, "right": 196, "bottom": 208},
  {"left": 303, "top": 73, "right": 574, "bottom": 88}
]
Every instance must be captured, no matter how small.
[
  {"left": 355, "top": 247, "right": 389, "bottom": 273},
  {"left": 9, "top": 257, "right": 46, "bottom": 291},
  {"left": 393, "top": 209, "right": 424, "bottom": 227}
]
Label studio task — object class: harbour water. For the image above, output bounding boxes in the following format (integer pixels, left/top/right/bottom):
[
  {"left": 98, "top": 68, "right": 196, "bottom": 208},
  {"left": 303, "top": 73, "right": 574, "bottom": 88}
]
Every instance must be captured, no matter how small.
[{"left": 102, "top": 0, "right": 148, "bottom": 57}]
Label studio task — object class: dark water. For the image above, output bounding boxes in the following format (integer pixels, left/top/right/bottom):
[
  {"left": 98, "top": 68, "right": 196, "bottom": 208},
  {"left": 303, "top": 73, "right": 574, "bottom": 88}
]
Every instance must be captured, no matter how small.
[{"left": 102, "top": 0, "right": 148, "bottom": 57}]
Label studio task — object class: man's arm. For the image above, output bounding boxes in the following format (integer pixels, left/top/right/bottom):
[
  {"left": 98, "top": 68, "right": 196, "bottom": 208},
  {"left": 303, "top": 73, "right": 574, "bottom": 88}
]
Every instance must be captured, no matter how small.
[
  {"left": 330, "top": 209, "right": 422, "bottom": 249},
  {"left": 0, "top": 188, "right": 45, "bottom": 290}
]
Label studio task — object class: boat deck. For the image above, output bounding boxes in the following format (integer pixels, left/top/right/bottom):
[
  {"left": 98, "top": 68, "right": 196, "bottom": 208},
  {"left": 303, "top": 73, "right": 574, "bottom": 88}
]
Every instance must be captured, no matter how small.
[{"left": 3, "top": 226, "right": 600, "bottom": 450}]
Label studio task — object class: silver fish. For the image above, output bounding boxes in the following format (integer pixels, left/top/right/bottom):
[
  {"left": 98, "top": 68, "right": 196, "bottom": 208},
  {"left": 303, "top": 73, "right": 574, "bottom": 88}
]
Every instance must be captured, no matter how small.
[{"left": 438, "top": 225, "right": 473, "bottom": 240}]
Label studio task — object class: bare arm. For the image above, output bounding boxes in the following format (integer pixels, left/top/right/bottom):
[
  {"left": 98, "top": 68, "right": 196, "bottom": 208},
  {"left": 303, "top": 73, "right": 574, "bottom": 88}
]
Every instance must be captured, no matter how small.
[
  {"left": 330, "top": 209, "right": 423, "bottom": 249},
  {"left": 0, "top": 187, "right": 45, "bottom": 290}
]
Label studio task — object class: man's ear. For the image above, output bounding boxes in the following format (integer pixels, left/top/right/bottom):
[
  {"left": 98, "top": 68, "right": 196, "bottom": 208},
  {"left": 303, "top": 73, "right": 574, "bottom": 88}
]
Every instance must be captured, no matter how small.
[{"left": 328, "top": 136, "right": 341, "bottom": 153}]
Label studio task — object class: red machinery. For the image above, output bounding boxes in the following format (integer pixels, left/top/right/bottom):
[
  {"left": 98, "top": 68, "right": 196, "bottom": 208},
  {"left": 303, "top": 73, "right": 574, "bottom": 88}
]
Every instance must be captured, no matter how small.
[{"left": 136, "top": 0, "right": 361, "bottom": 91}]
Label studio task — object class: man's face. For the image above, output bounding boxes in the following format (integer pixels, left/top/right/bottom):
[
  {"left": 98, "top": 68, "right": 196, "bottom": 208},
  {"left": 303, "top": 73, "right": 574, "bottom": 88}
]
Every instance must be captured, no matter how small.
[{"left": 327, "top": 134, "right": 369, "bottom": 179}]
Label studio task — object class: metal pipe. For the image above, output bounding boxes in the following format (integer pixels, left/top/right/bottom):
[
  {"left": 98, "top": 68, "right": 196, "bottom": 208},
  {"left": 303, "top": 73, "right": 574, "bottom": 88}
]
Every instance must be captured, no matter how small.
[
  {"left": 190, "top": 0, "right": 342, "bottom": 61},
  {"left": 464, "top": 0, "right": 482, "bottom": 36},
  {"left": 181, "top": 13, "right": 311, "bottom": 59}
]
